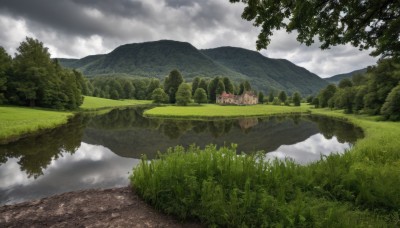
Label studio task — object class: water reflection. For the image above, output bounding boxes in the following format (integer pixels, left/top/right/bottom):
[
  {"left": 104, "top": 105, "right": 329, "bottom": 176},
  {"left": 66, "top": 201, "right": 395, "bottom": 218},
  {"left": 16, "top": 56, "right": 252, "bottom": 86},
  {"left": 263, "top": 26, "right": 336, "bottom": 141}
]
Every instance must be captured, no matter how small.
[
  {"left": 0, "top": 143, "right": 138, "bottom": 205},
  {"left": 0, "top": 107, "right": 363, "bottom": 205},
  {"left": 266, "top": 134, "right": 350, "bottom": 164}
]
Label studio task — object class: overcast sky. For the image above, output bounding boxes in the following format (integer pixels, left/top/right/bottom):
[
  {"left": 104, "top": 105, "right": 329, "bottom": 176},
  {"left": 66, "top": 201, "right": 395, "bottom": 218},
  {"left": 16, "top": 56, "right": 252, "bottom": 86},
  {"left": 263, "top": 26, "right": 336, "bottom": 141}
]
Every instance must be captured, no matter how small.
[{"left": 0, "top": 0, "right": 378, "bottom": 77}]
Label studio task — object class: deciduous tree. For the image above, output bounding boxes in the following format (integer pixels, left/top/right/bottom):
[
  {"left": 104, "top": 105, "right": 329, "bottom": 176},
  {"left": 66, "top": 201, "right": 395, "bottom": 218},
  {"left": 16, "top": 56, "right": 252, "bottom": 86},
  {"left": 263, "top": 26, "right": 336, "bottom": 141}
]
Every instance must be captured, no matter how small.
[
  {"left": 193, "top": 88, "right": 207, "bottom": 104},
  {"left": 175, "top": 83, "right": 192, "bottom": 106},
  {"left": 230, "top": 0, "right": 400, "bottom": 59}
]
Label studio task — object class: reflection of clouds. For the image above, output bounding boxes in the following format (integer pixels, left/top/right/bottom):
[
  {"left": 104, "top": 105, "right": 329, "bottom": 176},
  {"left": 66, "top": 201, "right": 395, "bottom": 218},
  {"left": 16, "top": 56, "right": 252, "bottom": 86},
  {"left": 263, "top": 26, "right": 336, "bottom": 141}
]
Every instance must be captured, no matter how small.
[
  {"left": 266, "top": 133, "right": 350, "bottom": 165},
  {"left": 0, "top": 158, "right": 31, "bottom": 188},
  {"left": 0, "top": 143, "right": 139, "bottom": 205}
]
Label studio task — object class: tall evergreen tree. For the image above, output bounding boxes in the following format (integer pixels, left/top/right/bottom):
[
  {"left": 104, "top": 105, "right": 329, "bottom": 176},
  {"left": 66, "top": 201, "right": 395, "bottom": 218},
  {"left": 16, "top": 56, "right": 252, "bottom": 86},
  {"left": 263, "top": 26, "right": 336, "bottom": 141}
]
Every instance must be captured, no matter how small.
[
  {"left": 198, "top": 79, "right": 208, "bottom": 94},
  {"left": 122, "top": 80, "right": 135, "bottom": 99},
  {"left": 216, "top": 80, "right": 225, "bottom": 96},
  {"left": 278, "top": 91, "right": 287, "bottom": 103},
  {"left": 258, "top": 91, "right": 264, "bottom": 104},
  {"left": 292, "top": 92, "right": 301, "bottom": 106},
  {"left": 222, "top": 77, "right": 234, "bottom": 94},
  {"left": 191, "top": 77, "right": 201, "bottom": 95},
  {"left": 268, "top": 91, "right": 274, "bottom": 102},
  {"left": 164, "top": 69, "right": 184, "bottom": 103},
  {"left": 244, "top": 80, "right": 251, "bottom": 91},
  {"left": 207, "top": 77, "right": 220, "bottom": 103},
  {"left": 239, "top": 82, "right": 245, "bottom": 95}
]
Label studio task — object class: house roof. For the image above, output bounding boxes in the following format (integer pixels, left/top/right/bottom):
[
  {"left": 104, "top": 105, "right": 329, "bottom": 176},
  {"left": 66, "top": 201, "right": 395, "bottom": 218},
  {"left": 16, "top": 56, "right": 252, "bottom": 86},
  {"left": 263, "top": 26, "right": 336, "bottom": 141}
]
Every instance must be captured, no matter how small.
[{"left": 219, "top": 92, "right": 235, "bottom": 98}]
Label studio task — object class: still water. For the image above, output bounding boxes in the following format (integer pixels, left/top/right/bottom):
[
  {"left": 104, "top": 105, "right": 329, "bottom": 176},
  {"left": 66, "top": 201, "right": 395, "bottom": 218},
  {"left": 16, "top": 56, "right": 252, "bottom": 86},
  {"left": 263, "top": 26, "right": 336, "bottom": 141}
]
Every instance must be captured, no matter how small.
[{"left": 0, "top": 107, "right": 363, "bottom": 205}]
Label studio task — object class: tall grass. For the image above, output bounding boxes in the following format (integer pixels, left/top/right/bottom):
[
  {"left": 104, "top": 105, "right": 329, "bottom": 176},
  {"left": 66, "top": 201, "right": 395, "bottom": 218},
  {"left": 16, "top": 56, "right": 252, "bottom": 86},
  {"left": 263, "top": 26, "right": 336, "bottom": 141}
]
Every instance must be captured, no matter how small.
[{"left": 131, "top": 144, "right": 395, "bottom": 227}]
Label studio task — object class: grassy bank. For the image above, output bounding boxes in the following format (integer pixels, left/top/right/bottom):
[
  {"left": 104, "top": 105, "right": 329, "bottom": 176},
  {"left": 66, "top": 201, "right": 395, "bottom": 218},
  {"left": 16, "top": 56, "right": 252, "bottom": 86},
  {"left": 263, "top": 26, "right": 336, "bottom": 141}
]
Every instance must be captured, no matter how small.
[
  {"left": 144, "top": 104, "right": 309, "bottom": 119},
  {"left": 0, "top": 96, "right": 150, "bottom": 144},
  {"left": 132, "top": 104, "right": 400, "bottom": 227},
  {"left": 0, "top": 106, "right": 73, "bottom": 144}
]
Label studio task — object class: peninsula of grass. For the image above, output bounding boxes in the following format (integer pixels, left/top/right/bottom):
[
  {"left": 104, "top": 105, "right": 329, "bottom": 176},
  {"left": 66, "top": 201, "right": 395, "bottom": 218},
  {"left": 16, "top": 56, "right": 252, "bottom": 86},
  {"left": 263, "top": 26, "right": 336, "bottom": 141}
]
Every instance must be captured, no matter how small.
[
  {"left": 80, "top": 96, "right": 151, "bottom": 111},
  {"left": 132, "top": 105, "right": 400, "bottom": 227},
  {"left": 144, "top": 104, "right": 310, "bottom": 119},
  {"left": 0, "top": 106, "right": 73, "bottom": 144}
]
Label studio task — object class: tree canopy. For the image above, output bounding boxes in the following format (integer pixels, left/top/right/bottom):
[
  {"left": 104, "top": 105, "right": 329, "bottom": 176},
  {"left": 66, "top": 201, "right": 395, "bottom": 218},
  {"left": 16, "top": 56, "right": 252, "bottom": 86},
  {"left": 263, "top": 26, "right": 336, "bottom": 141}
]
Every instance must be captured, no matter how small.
[
  {"left": 175, "top": 83, "right": 192, "bottom": 106},
  {"left": 3, "top": 37, "right": 84, "bottom": 109},
  {"left": 230, "top": 0, "right": 400, "bottom": 59},
  {"left": 164, "top": 69, "right": 184, "bottom": 103}
]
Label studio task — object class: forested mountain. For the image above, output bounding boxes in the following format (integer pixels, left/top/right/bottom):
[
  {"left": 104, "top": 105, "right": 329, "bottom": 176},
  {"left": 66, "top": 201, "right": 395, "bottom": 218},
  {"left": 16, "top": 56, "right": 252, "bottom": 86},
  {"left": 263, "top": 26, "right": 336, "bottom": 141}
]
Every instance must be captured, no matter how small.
[
  {"left": 58, "top": 40, "right": 328, "bottom": 95},
  {"left": 201, "top": 47, "right": 328, "bottom": 95},
  {"left": 325, "top": 68, "right": 368, "bottom": 84}
]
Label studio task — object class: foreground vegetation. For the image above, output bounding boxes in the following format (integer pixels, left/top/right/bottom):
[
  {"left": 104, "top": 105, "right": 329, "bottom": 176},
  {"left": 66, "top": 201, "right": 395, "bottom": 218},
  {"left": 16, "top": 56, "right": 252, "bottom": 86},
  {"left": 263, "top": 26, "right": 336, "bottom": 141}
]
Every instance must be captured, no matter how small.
[
  {"left": 132, "top": 105, "right": 400, "bottom": 227},
  {"left": 144, "top": 104, "right": 309, "bottom": 119}
]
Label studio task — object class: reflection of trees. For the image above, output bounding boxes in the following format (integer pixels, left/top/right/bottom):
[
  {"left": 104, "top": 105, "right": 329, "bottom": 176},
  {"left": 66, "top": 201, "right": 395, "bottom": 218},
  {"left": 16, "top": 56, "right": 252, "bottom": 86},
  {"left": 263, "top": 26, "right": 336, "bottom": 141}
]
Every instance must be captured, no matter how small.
[
  {"left": 312, "top": 116, "right": 364, "bottom": 143},
  {"left": 192, "top": 121, "right": 208, "bottom": 133},
  {"left": 87, "top": 107, "right": 159, "bottom": 130},
  {"left": 0, "top": 116, "right": 86, "bottom": 178}
]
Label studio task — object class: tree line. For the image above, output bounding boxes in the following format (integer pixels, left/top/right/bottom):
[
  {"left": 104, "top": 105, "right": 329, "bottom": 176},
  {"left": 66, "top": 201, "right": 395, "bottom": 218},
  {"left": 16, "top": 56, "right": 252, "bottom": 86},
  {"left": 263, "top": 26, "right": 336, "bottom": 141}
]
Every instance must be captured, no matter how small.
[
  {"left": 84, "top": 69, "right": 305, "bottom": 107},
  {"left": 0, "top": 37, "right": 86, "bottom": 110},
  {"left": 311, "top": 59, "right": 400, "bottom": 120}
]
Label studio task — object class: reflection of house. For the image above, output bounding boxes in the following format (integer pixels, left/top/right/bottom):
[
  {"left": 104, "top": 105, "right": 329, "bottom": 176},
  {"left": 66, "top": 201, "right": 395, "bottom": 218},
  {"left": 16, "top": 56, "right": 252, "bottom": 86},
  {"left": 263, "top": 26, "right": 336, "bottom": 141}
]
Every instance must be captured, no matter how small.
[
  {"left": 238, "top": 118, "right": 259, "bottom": 130},
  {"left": 216, "top": 91, "right": 258, "bottom": 105}
]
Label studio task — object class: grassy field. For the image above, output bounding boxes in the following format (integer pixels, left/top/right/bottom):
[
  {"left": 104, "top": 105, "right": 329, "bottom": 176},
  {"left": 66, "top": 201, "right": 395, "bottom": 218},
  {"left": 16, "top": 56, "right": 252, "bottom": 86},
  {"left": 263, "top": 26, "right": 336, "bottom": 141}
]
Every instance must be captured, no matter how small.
[
  {"left": 0, "top": 96, "right": 151, "bottom": 143},
  {"left": 144, "top": 104, "right": 310, "bottom": 119},
  {"left": 80, "top": 96, "right": 151, "bottom": 110},
  {"left": 0, "top": 106, "right": 73, "bottom": 143},
  {"left": 133, "top": 104, "right": 400, "bottom": 227}
]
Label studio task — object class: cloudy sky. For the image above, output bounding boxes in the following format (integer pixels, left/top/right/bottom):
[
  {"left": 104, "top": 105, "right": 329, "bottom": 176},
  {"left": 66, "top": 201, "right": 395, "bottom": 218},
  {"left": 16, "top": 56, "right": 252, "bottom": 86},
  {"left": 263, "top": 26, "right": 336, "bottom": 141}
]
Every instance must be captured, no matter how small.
[{"left": 0, "top": 0, "right": 378, "bottom": 77}]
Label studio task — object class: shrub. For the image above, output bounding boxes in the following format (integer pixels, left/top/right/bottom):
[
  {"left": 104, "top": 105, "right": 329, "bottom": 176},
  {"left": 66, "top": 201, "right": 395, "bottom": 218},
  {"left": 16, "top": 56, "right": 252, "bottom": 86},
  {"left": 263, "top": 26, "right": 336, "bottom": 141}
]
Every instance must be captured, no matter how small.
[{"left": 131, "top": 144, "right": 394, "bottom": 227}]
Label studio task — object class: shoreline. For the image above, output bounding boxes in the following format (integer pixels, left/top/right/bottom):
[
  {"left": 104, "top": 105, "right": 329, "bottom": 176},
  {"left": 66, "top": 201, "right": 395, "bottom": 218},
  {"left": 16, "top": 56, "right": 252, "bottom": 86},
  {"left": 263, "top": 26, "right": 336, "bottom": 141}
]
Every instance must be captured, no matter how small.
[{"left": 0, "top": 187, "right": 202, "bottom": 227}]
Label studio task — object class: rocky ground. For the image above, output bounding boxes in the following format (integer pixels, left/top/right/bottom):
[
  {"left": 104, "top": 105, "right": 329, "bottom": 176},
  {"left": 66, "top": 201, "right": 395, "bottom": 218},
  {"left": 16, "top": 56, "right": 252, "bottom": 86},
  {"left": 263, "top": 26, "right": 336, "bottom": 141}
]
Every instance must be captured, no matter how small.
[{"left": 0, "top": 187, "right": 203, "bottom": 227}]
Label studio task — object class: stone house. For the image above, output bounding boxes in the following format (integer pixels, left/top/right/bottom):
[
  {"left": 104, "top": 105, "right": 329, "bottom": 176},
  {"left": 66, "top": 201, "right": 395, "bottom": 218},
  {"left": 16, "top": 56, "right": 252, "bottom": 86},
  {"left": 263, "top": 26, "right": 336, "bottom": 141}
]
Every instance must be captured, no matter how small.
[{"left": 216, "top": 91, "right": 258, "bottom": 105}]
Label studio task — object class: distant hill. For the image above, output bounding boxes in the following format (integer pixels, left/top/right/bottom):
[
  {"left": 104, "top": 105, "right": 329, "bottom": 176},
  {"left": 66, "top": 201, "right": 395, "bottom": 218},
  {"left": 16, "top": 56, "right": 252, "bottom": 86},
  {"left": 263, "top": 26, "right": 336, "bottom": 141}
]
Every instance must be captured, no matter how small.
[
  {"left": 201, "top": 47, "right": 328, "bottom": 95},
  {"left": 325, "top": 68, "right": 368, "bottom": 84},
  {"left": 57, "top": 40, "right": 329, "bottom": 95}
]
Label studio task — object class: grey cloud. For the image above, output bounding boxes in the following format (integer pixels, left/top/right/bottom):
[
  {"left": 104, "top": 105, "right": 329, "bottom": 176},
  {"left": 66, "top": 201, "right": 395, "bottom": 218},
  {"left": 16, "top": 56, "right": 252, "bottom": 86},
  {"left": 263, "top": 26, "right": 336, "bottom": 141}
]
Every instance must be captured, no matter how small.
[
  {"left": 0, "top": 0, "right": 378, "bottom": 76},
  {"left": 165, "top": 0, "right": 195, "bottom": 8}
]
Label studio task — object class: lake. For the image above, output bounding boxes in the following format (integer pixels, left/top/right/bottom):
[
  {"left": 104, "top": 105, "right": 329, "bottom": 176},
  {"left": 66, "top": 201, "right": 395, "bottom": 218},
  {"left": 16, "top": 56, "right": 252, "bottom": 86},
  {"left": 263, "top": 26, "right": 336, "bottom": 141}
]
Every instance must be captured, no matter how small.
[{"left": 0, "top": 107, "right": 363, "bottom": 205}]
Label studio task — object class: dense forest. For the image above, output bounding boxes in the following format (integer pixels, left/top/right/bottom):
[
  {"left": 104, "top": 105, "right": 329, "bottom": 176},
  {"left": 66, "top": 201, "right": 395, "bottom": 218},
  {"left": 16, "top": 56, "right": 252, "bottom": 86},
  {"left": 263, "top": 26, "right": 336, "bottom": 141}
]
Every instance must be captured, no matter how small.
[
  {"left": 0, "top": 38, "right": 87, "bottom": 110},
  {"left": 312, "top": 59, "right": 400, "bottom": 120}
]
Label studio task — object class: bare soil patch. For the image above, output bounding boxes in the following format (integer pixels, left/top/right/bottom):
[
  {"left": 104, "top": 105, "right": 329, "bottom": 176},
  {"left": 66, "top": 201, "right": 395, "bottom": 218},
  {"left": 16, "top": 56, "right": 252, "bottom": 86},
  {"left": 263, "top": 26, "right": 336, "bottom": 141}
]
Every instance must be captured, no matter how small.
[{"left": 0, "top": 187, "right": 203, "bottom": 227}]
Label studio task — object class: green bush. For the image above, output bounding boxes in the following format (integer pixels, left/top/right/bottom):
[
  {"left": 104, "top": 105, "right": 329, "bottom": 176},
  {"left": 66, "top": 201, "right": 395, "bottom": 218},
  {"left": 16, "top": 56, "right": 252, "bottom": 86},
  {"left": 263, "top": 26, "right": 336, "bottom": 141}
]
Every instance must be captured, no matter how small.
[{"left": 131, "top": 144, "right": 394, "bottom": 227}]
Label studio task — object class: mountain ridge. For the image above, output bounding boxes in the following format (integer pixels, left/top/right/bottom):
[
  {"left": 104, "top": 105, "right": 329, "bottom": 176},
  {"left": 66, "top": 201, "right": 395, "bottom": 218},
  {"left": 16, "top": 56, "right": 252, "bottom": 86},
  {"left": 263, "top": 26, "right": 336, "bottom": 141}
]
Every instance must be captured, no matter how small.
[
  {"left": 57, "top": 40, "right": 328, "bottom": 95},
  {"left": 325, "top": 68, "right": 369, "bottom": 84}
]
